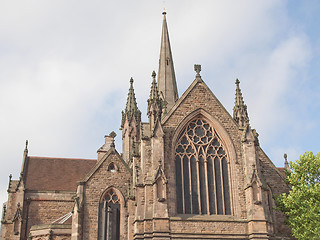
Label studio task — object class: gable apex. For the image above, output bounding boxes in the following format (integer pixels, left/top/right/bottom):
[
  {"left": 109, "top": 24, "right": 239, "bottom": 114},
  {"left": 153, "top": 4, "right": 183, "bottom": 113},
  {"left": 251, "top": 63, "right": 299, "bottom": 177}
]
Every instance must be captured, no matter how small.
[
  {"left": 81, "top": 147, "right": 132, "bottom": 183},
  {"left": 162, "top": 67, "right": 236, "bottom": 128}
]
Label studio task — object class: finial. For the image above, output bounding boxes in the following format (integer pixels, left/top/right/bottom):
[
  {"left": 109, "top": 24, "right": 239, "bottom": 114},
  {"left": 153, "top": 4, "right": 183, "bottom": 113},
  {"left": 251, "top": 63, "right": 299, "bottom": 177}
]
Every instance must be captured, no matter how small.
[
  {"left": 158, "top": 158, "right": 162, "bottom": 166},
  {"left": 8, "top": 174, "right": 12, "bottom": 190},
  {"left": 162, "top": 11, "right": 167, "bottom": 15},
  {"left": 109, "top": 131, "right": 117, "bottom": 148},
  {"left": 284, "top": 153, "right": 290, "bottom": 172},
  {"left": 194, "top": 64, "right": 201, "bottom": 78},
  {"left": 24, "top": 140, "right": 28, "bottom": 153},
  {"left": 233, "top": 78, "right": 249, "bottom": 128},
  {"left": 122, "top": 77, "right": 141, "bottom": 128},
  {"left": 152, "top": 71, "right": 156, "bottom": 79}
]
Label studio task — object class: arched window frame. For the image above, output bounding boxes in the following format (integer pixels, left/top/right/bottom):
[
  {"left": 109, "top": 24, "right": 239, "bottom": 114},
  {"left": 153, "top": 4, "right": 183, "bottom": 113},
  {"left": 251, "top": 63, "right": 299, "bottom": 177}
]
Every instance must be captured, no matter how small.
[
  {"left": 107, "top": 162, "right": 118, "bottom": 173},
  {"left": 171, "top": 109, "right": 238, "bottom": 217},
  {"left": 98, "top": 187, "right": 124, "bottom": 240}
]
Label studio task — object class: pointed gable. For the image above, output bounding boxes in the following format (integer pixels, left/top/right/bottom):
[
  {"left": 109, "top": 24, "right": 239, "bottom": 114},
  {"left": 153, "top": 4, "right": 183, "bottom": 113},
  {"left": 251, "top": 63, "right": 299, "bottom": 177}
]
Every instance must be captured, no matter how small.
[
  {"left": 82, "top": 147, "right": 131, "bottom": 183},
  {"left": 162, "top": 67, "right": 240, "bottom": 148}
]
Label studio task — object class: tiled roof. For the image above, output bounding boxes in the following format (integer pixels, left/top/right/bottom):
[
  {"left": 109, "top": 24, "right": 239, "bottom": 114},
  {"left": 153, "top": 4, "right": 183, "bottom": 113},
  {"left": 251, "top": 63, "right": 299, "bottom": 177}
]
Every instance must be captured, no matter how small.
[{"left": 25, "top": 156, "right": 96, "bottom": 191}]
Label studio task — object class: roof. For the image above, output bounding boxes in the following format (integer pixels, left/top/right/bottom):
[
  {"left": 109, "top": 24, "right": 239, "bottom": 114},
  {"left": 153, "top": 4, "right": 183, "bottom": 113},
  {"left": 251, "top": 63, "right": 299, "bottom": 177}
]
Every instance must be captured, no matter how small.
[
  {"left": 277, "top": 167, "right": 286, "bottom": 178},
  {"left": 25, "top": 156, "right": 96, "bottom": 191}
]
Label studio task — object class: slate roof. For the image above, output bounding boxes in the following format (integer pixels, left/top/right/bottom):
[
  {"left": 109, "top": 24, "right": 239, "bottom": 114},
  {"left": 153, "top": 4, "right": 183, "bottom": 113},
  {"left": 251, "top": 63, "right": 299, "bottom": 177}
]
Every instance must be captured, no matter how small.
[{"left": 25, "top": 156, "right": 96, "bottom": 191}]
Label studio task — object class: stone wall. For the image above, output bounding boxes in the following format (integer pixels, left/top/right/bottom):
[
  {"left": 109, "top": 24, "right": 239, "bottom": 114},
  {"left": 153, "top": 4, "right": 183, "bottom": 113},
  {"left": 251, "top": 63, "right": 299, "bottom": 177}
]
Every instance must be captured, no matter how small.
[{"left": 82, "top": 151, "right": 131, "bottom": 239}]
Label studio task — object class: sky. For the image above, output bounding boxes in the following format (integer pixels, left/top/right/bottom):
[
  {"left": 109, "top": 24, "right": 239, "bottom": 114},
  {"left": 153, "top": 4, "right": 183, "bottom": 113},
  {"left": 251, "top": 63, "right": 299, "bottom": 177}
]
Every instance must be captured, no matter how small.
[{"left": 0, "top": 0, "right": 319, "bottom": 210}]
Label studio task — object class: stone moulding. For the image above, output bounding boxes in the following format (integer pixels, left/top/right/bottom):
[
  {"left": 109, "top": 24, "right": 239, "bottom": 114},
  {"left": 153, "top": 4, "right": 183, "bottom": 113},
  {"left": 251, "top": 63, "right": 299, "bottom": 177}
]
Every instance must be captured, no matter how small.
[{"left": 29, "top": 224, "right": 71, "bottom": 239}]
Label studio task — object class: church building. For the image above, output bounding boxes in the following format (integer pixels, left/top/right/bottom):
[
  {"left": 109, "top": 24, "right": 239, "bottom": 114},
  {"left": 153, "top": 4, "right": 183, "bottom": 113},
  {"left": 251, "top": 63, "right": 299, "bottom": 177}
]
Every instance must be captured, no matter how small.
[{"left": 1, "top": 12, "right": 292, "bottom": 240}]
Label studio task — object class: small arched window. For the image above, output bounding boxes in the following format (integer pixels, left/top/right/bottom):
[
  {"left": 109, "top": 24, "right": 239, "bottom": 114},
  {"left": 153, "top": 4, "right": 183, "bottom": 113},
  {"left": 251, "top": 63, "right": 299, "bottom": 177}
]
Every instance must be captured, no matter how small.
[
  {"left": 107, "top": 162, "right": 117, "bottom": 173},
  {"left": 175, "top": 116, "right": 231, "bottom": 215},
  {"left": 98, "top": 189, "right": 120, "bottom": 240}
]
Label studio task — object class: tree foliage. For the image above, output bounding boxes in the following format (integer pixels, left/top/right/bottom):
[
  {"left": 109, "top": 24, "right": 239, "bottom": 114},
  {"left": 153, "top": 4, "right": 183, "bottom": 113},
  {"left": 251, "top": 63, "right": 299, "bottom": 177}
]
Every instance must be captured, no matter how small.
[{"left": 276, "top": 151, "right": 320, "bottom": 240}]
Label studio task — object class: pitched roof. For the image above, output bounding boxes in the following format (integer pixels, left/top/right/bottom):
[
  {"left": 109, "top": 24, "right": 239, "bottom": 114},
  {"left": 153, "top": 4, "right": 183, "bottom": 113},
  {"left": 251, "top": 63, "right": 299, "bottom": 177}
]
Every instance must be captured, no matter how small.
[
  {"left": 25, "top": 156, "right": 96, "bottom": 191},
  {"left": 277, "top": 167, "right": 286, "bottom": 178}
]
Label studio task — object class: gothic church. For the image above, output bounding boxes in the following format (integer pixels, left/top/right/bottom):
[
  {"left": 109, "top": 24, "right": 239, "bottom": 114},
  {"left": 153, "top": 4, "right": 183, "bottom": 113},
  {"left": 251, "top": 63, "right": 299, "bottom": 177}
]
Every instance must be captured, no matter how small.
[{"left": 1, "top": 12, "right": 292, "bottom": 240}]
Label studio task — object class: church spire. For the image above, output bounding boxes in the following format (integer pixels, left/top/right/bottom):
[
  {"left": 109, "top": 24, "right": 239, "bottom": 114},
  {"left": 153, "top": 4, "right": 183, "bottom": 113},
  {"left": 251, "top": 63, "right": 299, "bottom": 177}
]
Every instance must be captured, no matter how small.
[
  {"left": 233, "top": 79, "right": 249, "bottom": 128},
  {"left": 121, "top": 78, "right": 141, "bottom": 128},
  {"left": 157, "top": 11, "right": 178, "bottom": 112}
]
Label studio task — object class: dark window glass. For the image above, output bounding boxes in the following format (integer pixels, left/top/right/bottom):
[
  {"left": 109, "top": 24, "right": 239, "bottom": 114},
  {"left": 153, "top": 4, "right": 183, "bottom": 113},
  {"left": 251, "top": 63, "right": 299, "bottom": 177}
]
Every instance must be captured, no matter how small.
[
  {"left": 199, "top": 155, "right": 207, "bottom": 214},
  {"left": 214, "top": 157, "right": 223, "bottom": 214},
  {"left": 183, "top": 155, "right": 191, "bottom": 213},
  {"left": 98, "top": 190, "right": 120, "bottom": 240},
  {"left": 190, "top": 155, "right": 199, "bottom": 214},
  {"left": 222, "top": 157, "right": 231, "bottom": 215},
  {"left": 175, "top": 155, "right": 183, "bottom": 214},
  {"left": 207, "top": 156, "right": 216, "bottom": 214}
]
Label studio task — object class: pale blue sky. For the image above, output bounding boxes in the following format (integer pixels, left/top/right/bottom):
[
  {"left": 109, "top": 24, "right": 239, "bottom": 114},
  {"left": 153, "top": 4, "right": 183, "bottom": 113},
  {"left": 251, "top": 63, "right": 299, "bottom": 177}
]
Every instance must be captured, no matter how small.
[{"left": 0, "top": 0, "right": 319, "bottom": 208}]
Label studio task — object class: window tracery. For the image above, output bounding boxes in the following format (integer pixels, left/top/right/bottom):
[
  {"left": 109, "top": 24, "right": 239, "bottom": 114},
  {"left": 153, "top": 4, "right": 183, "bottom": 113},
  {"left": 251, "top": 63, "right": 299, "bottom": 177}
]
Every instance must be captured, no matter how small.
[{"left": 175, "top": 116, "right": 231, "bottom": 215}]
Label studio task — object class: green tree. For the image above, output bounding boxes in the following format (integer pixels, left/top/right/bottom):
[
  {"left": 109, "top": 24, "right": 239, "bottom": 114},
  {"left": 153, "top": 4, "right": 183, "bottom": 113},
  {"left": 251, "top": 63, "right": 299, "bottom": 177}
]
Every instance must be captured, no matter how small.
[{"left": 276, "top": 151, "right": 320, "bottom": 240}]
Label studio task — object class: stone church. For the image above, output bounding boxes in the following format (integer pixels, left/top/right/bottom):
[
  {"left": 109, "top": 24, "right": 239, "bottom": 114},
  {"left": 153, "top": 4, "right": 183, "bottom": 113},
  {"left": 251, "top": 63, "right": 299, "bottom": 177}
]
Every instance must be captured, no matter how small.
[{"left": 1, "top": 12, "right": 292, "bottom": 240}]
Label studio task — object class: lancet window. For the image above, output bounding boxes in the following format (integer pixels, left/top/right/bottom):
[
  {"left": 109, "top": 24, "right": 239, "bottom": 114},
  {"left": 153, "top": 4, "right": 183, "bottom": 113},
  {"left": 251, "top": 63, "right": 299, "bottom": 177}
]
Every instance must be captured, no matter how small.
[
  {"left": 175, "top": 116, "right": 231, "bottom": 215},
  {"left": 98, "top": 189, "right": 120, "bottom": 240}
]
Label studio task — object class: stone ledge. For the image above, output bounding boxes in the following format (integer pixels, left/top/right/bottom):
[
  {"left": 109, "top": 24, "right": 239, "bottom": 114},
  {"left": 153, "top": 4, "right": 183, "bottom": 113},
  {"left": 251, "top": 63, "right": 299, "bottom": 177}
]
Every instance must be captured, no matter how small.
[
  {"left": 30, "top": 224, "right": 71, "bottom": 231},
  {"left": 29, "top": 224, "right": 72, "bottom": 239},
  {"left": 170, "top": 215, "right": 247, "bottom": 222}
]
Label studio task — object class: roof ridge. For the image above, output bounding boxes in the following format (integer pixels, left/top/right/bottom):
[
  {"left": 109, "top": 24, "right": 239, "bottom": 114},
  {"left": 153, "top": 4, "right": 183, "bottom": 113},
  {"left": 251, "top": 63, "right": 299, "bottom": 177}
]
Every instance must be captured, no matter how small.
[{"left": 28, "top": 156, "right": 96, "bottom": 161}]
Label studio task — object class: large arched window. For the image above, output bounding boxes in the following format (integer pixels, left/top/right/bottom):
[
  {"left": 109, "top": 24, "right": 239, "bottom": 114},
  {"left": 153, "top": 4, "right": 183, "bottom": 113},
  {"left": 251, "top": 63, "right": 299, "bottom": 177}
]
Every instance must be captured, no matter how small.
[
  {"left": 98, "top": 189, "right": 120, "bottom": 240},
  {"left": 175, "top": 116, "right": 231, "bottom": 215}
]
